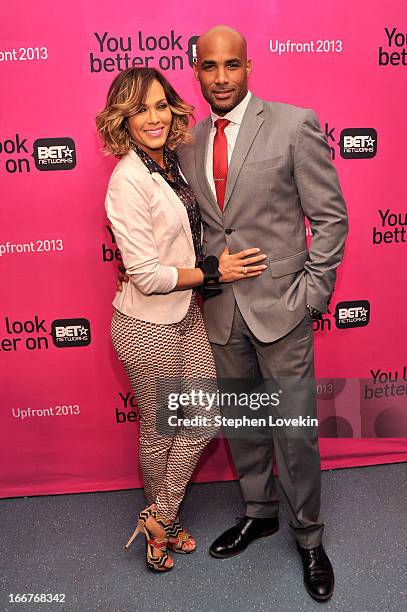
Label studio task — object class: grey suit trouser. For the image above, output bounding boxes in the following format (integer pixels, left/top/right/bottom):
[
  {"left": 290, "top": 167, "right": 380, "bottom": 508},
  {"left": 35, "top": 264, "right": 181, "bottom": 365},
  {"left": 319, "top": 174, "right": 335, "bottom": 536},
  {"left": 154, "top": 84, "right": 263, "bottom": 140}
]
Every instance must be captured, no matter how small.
[{"left": 210, "top": 300, "right": 324, "bottom": 548}]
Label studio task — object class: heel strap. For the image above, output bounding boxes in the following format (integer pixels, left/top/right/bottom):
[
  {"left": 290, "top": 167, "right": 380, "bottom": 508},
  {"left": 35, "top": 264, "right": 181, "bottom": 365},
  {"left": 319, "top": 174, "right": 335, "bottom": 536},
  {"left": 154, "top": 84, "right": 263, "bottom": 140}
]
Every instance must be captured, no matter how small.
[
  {"left": 139, "top": 507, "right": 172, "bottom": 536},
  {"left": 166, "top": 517, "right": 183, "bottom": 538},
  {"left": 147, "top": 539, "right": 167, "bottom": 549},
  {"left": 150, "top": 509, "right": 172, "bottom": 535}
]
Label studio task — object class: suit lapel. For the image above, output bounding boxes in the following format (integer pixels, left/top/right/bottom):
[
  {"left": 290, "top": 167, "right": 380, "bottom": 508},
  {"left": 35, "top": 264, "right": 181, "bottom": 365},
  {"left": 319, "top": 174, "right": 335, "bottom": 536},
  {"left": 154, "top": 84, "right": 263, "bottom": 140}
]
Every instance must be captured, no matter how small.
[
  {"left": 223, "top": 96, "right": 265, "bottom": 210},
  {"left": 194, "top": 117, "right": 222, "bottom": 218}
]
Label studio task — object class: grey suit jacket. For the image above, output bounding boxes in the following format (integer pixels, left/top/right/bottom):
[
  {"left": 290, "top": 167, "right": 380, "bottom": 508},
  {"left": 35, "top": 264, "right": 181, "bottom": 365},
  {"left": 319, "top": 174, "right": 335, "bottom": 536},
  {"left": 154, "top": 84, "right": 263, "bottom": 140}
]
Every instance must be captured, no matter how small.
[{"left": 178, "top": 95, "right": 348, "bottom": 345}]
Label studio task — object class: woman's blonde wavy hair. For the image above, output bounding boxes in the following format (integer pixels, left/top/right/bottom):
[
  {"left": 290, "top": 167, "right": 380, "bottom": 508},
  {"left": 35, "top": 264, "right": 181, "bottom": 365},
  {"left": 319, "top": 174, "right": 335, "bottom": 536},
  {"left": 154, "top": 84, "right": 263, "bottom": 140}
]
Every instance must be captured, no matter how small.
[{"left": 96, "top": 67, "right": 194, "bottom": 156}]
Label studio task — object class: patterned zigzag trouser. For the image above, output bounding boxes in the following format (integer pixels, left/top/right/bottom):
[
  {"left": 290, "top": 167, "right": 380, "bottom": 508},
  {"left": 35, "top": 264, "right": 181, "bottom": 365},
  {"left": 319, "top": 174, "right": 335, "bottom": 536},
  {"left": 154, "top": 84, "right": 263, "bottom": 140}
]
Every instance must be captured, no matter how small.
[{"left": 111, "top": 293, "right": 219, "bottom": 520}]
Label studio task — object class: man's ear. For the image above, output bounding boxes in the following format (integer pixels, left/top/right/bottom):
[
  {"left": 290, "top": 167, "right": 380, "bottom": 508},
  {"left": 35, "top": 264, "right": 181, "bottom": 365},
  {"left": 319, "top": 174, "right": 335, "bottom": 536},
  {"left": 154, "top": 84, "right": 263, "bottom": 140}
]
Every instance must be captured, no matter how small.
[
  {"left": 193, "top": 61, "right": 199, "bottom": 81},
  {"left": 246, "top": 58, "right": 252, "bottom": 78}
]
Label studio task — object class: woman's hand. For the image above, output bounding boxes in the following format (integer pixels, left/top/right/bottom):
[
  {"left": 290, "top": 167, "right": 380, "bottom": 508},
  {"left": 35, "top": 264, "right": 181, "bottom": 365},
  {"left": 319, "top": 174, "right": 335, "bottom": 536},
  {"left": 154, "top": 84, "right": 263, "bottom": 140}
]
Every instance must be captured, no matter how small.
[
  {"left": 218, "top": 247, "right": 267, "bottom": 282},
  {"left": 117, "top": 263, "right": 129, "bottom": 291}
]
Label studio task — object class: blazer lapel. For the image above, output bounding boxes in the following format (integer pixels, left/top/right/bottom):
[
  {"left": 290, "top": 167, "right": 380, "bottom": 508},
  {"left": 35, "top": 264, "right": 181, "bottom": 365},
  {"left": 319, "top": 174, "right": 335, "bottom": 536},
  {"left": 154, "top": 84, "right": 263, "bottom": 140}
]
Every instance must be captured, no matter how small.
[
  {"left": 151, "top": 172, "right": 195, "bottom": 252},
  {"left": 194, "top": 117, "right": 222, "bottom": 218},
  {"left": 127, "top": 149, "right": 195, "bottom": 253},
  {"left": 223, "top": 96, "right": 265, "bottom": 210}
]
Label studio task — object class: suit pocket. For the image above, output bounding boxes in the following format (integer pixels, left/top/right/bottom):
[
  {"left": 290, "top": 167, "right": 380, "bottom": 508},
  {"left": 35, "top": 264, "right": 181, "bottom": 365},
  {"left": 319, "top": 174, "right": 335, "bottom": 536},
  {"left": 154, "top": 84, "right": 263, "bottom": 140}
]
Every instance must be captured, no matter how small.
[
  {"left": 244, "top": 155, "right": 284, "bottom": 172},
  {"left": 270, "top": 250, "right": 309, "bottom": 278}
]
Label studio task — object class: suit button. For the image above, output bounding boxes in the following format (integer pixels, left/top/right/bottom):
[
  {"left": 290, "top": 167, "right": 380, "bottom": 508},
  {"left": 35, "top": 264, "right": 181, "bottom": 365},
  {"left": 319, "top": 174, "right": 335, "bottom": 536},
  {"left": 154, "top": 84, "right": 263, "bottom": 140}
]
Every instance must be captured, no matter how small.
[{"left": 225, "top": 228, "right": 233, "bottom": 235}]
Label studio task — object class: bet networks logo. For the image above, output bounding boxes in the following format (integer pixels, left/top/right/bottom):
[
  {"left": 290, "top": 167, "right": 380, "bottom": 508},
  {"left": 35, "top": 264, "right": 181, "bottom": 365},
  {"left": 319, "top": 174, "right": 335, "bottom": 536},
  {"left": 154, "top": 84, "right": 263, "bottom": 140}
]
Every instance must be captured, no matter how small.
[
  {"left": 33, "top": 138, "right": 76, "bottom": 171},
  {"left": 51, "top": 318, "right": 91, "bottom": 347},
  {"left": 334, "top": 300, "right": 370, "bottom": 329},
  {"left": 0, "top": 134, "right": 77, "bottom": 174},
  {"left": 340, "top": 129, "right": 377, "bottom": 159},
  {"left": 0, "top": 315, "right": 91, "bottom": 352},
  {"left": 187, "top": 36, "right": 199, "bottom": 66}
]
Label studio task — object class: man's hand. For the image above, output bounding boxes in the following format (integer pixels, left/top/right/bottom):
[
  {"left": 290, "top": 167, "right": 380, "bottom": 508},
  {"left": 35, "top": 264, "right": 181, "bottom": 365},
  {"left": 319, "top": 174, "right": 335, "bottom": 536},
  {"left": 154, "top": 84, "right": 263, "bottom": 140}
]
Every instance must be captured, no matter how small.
[{"left": 117, "top": 263, "right": 130, "bottom": 292}]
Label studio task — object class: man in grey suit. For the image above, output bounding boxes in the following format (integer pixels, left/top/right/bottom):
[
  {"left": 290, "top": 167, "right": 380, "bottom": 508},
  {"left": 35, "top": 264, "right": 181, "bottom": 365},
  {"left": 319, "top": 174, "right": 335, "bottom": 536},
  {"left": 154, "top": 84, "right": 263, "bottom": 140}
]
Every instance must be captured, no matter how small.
[{"left": 178, "top": 25, "right": 348, "bottom": 602}]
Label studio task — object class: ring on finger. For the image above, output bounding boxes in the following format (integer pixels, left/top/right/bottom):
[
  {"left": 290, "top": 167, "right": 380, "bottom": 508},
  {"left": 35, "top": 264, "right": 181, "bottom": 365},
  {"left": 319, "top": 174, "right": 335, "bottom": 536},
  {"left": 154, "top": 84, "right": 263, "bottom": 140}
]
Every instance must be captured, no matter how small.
[{"left": 242, "top": 266, "right": 248, "bottom": 274}]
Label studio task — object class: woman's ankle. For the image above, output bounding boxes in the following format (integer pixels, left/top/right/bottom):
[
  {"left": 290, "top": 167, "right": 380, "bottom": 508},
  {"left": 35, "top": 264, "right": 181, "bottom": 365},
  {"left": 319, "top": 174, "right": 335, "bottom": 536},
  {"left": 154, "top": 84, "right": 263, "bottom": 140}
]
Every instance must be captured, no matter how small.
[{"left": 154, "top": 508, "right": 174, "bottom": 525}]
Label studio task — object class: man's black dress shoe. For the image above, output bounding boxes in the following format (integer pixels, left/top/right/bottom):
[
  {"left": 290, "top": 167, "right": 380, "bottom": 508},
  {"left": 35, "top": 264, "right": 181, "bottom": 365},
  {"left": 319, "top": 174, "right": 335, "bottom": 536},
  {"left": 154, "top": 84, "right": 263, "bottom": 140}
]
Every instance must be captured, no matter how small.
[
  {"left": 297, "top": 543, "right": 334, "bottom": 602},
  {"left": 209, "top": 516, "right": 279, "bottom": 558}
]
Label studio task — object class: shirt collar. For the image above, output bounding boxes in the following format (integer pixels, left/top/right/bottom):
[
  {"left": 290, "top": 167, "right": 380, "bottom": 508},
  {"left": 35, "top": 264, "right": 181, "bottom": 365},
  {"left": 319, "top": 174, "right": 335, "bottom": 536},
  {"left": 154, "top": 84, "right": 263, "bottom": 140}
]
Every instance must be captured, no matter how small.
[{"left": 210, "top": 90, "right": 252, "bottom": 126}]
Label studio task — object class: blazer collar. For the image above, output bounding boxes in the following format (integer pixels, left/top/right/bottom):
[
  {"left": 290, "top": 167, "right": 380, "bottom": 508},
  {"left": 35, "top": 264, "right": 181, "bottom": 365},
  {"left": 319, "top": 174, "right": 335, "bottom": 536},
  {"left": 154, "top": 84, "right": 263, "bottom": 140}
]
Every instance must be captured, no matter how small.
[{"left": 127, "top": 148, "right": 150, "bottom": 172}]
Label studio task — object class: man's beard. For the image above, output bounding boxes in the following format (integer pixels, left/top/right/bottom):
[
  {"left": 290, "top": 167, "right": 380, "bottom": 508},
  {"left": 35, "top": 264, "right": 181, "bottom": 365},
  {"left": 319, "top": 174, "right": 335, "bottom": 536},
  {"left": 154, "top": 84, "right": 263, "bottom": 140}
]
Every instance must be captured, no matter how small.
[
  {"left": 203, "top": 87, "right": 247, "bottom": 115},
  {"left": 210, "top": 100, "right": 237, "bottom": 114}
]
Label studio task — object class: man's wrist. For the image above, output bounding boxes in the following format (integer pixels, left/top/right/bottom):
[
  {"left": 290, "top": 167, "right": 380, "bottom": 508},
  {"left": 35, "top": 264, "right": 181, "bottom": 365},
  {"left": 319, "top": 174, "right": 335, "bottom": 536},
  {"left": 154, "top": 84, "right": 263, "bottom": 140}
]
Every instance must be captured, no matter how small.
[{"left": 306, "top": 303, "right": 322, "bottom": 320}]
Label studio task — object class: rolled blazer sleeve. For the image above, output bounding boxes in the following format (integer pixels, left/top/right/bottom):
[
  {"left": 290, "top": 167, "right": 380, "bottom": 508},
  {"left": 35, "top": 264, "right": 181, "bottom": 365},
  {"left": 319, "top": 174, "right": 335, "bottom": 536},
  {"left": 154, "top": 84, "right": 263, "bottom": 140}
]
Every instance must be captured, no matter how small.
[
  {"left": 105, "top": 169, "right": 178, "bottom": 295},
  {"left": 293, "top": 109, "right": 349, "bottom": 313}
]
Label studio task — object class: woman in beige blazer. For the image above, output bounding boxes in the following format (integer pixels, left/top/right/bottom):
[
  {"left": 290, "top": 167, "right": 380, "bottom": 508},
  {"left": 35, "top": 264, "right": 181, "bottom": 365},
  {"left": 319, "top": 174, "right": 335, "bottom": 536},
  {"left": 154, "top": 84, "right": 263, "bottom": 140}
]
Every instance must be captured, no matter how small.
[{"left": 96, "top": 67, "right": 267, "bottom": 572}]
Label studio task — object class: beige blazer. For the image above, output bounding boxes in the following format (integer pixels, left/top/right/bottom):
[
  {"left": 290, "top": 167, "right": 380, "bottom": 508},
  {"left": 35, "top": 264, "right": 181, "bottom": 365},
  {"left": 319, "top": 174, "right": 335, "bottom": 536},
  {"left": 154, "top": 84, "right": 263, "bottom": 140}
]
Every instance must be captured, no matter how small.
[{"left": 105, "top": 149, "right": 196, "bottom": 324}]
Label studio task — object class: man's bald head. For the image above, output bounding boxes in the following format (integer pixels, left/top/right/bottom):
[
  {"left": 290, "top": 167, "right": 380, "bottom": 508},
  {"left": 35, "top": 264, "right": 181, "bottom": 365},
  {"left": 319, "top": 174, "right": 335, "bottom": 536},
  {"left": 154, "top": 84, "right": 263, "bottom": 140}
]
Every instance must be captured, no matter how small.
[
  {"left": 196, "top": 26, "right": 247, "bottom": 61},
  {"left": 194, "top": 25, "right": 251, "bottom": 115}
]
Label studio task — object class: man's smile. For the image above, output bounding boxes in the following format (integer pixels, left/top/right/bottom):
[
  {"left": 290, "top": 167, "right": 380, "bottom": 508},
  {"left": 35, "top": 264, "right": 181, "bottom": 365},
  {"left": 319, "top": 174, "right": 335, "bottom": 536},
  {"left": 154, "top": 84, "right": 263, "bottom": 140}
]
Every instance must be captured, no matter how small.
[{"left": 213, "top": 89, "right": 234, "bottom": 99}]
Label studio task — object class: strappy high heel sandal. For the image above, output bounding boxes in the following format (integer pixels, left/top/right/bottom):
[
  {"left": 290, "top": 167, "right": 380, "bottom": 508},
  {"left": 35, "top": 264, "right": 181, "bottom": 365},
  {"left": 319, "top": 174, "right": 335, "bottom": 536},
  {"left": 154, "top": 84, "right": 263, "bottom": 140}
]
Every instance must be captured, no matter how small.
[
  {"left": 167, "top": 517, "right": 196, "bottom": 554},
  {"left": 124, "top": 506, "right": 174, "bottom": 572}
]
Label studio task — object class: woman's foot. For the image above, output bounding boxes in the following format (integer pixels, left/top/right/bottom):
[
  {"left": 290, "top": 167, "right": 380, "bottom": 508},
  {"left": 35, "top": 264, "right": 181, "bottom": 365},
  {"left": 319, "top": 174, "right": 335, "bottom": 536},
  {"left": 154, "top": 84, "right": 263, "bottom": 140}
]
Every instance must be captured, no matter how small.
[
  {"left": 169, "top": 533, "right": 196, "bottom": 552},
  {"left": 124, "top": 504, "right": 174, "bottom": 572},
  {"left": 144, "top": 515, "right": 174, "bottom": 569},
  {"left": 144, "top": 505, "right": 174, "bottom": 570},
  {"left": 167, "top": 517, "right": 197, "bottom": 553}
]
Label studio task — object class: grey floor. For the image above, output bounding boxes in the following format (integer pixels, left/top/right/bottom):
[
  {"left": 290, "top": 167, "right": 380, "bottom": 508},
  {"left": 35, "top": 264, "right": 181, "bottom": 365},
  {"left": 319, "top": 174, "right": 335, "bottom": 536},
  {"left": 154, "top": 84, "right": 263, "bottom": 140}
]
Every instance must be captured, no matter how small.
[{"left": 1, "top": 463, "right": 406, "bottom": 612}]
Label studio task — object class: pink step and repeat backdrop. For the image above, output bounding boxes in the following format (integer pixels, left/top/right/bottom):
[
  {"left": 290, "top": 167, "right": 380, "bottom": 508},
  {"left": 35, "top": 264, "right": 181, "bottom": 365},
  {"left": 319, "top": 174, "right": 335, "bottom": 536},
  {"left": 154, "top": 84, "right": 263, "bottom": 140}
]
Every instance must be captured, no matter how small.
[{"left": 1, "top": 1, "right": 407, "bottom": 498}]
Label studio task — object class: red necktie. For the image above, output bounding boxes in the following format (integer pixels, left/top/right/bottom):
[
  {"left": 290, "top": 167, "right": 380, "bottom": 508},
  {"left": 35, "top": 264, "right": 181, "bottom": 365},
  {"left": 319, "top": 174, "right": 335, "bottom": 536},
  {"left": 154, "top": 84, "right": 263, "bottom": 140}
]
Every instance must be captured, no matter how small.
[{"left": 213, "top": 118, "right": 230, "bottom": 210}]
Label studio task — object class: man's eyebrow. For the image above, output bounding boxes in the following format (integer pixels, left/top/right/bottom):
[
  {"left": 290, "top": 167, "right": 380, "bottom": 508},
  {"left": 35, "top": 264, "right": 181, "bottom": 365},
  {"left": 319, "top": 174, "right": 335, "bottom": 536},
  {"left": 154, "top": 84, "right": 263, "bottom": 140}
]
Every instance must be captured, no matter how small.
[{"left": 201, "top": 57, "right": 242, "bottom": 66}]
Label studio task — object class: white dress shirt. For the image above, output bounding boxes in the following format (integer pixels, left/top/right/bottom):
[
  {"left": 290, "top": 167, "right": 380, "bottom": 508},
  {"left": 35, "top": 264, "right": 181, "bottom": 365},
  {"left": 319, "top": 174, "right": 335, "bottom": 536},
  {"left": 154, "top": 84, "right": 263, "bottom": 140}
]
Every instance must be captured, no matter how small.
[{"left": 206, "top": 90, "right": 252, "bottom": 198}]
